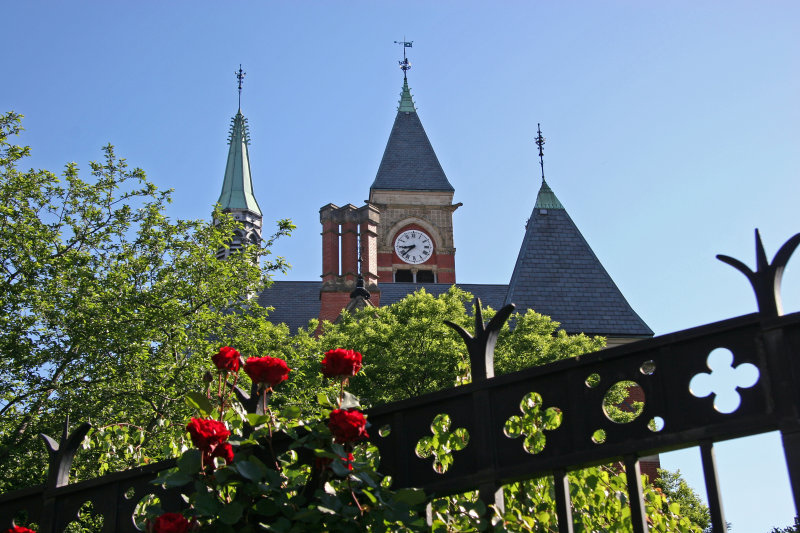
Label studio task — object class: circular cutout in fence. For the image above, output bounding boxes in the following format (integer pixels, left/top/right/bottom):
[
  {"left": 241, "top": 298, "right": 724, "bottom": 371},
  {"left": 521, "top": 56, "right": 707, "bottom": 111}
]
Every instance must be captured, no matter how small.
[
  {"left": 602, "top": 380, "right": 645, "bottom": 423},
  {"left": 378, "top": 424, "right": 391, "bottom": 437},
  {"left": 133, "top": 494, "right": 162, "bottom": 531},
  {"left": 65, "top": 501, "right": 105, "bottom": 532},
  {"left": 640, "top": 360, "right": 656, "bottom": 376},
  {"left": 648, "top": 416, "right": 665, "bottom": 432},
  {"left": 585, "top": 373, "right": 601, "bottom": 388},
  {"left": 124, "top": 486, "right": 136, "bottom": 500},
  {"left": 592, "top": 429, "right": 606, "bottom": 444}
]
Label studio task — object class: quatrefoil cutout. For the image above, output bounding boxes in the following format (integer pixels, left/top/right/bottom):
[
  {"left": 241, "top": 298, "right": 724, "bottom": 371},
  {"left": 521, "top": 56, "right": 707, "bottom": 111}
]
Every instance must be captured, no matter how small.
[
  {"left": 689, "top": 348, "right": 759, "bottom": 414},
  {"left": 503, "top": 392, "right": 563, "bottom": 454},
  {"left": 415, "top": 413, "right": 469, "bottom": 474}
]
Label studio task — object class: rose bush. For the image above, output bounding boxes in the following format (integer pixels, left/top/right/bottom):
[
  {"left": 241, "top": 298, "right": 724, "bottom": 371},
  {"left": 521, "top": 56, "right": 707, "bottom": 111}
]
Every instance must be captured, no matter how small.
[
  {"left": 211, "top": 346, "right": 240, "bottom": 373},
  {"left": 321, "top": 348, "right": 362, "bottom": 379},
  {"left": 243, "top": 355, "right": 290, "bottom": 388},
  {"left": 149, "top": 346, "right": 427, "bottom": 530}
]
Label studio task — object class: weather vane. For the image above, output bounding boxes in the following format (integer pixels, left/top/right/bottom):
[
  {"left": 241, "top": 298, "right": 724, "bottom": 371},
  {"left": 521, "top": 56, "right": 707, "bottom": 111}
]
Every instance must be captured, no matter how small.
[
  {"left": 236, "top": 64, "right": 246, "bottom": 109},
  {"left": 394, "top": 39, "right": 413, "bottom": 77},
  {"left": 535, "top": 123, "right": 546, "bottom": 182}
]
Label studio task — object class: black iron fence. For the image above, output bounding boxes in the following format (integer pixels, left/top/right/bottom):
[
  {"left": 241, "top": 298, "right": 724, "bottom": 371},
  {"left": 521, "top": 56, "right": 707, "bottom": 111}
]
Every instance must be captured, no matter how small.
[{"left": 2, "top": 231, "right": 799, "bottom": 532}]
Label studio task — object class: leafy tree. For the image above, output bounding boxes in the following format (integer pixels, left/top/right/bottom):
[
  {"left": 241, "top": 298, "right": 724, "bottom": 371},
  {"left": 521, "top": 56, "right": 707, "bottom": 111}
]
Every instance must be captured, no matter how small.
[
  {"left": 318, "top": 286, "right": 605, "bottom": 406},
  {"left": 653, "top": 469, "right": 710, "bottom": 531},
  {"left": 0, "top": 112, "right": 296, "bottom": 490}
]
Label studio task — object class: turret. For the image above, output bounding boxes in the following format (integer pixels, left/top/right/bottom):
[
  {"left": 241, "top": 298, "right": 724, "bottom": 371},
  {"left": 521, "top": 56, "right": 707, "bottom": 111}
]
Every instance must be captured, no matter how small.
[{"left": 215, "top": 66, "right": 263, "bottom": 259}]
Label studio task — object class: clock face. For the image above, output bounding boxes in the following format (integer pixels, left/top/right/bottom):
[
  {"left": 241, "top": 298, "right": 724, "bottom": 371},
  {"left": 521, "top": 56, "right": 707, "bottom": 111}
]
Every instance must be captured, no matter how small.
[{"left": 394, "top": 229, "right": 434, "bottom": 264}]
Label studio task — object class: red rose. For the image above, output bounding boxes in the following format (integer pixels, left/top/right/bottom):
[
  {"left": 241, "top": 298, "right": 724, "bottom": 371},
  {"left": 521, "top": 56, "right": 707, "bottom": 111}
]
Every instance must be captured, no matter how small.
[
  {"left": 205, "top": 441, "right": 234, "bottom": 467},
  {"left": 244, "top": 356, "right": 290, "bottom": 388},
  {"left": 321, "top": 348, "right": 362, "bottom": 379},
  {"left": 186, "top": 418, "right": 230, "bottom": 452},
  {"left": 6, "top": 526, "right": 36, "bottom": 533},
  {"left": 328, "top": 409, "right": 369, "bottom": 443},
  {"left": 212, "top": 346, "right": 240, "bottom": 373},
  {"left": 148, "top": 512, "right": 194, "bottom": 533}
]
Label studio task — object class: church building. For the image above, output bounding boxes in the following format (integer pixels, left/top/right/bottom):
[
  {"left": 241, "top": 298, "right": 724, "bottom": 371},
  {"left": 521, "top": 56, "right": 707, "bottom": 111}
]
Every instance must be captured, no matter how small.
[{"left": 215, "top": 62, "right": 653, "bottom": 348}]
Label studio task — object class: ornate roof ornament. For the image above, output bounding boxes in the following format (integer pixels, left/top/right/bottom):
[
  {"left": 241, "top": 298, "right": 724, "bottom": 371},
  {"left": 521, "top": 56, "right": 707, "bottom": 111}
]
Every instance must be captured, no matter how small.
[{"left": 394, "top": 39, "right": 413, "bottom": 78}]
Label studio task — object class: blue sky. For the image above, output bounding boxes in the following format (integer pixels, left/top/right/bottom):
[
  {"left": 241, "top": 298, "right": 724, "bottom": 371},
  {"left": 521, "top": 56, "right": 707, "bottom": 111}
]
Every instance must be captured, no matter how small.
[{"left": 4, "top": 2, "right": 799, "bottom": 530}]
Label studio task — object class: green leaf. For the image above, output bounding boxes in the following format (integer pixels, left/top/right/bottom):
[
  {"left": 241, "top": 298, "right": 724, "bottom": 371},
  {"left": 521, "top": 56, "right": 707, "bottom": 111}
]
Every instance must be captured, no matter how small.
[
  {"left": 185, "top": 391, "right": 214, "bottom": 417},
  {"left": 330, "top": 459, "right": 350, "bottom": 477},
  {"left": 219, "top": 501, "right": 244, "bottom": 524},
  {"left": 177, "top": 448, "right": 202, "bottom": 474},
  {"left": 193, "top": 489, "right": 221, "bottom": 516},
  {"left": 393, "top": 488, "right": 427, "bottom": 506},
  {"left": 236, "top": 458, "right": 267, "bottom": 481},
  {"left": 254, "top": 498, "right": 279, "bottom": 516},
  {"left": 246, "top": 413, "right": 270, "bottom": 427},
  {"left": 317, "top": 392, "right": 333, "bottom": 408},
  {"left": 281, "top": 405, "right": 302, "bottom": 418},
  {"left": 164, "top": 472, "right": 193, "bottom": 488}
]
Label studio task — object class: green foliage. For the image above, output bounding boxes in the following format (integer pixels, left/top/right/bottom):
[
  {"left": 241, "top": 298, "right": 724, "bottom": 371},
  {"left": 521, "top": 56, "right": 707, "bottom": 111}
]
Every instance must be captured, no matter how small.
[
  {"left": 320, "top": 287, "right": 474, "bottom": 404},
  {"left": 319, "top": 286, "right": 605, "bottom": 407},
  {"left": 492, "top": 467, "right": 701, "bottom": 532},
  {"left": 0, "top": 112, "right": 295, "bottom": 490},
  {"left": 653, "top": 469, "right": 711, "bottom": 531}
]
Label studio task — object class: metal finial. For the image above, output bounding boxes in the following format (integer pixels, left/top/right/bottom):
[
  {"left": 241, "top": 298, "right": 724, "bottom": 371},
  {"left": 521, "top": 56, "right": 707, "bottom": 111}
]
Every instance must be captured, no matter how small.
[
  {"left": 444, "top": 298, "right": 516, "bottom": 382},
  {"left": 717, "top": 230, "right": 800, "bottom": 318},
  {"left": 236, "top": 64, "right": 246, "bottom": 109},
  {"left": 535, "top": 123, "right": 546, "bottom": 183},
  {"left": 394, "top": 39, "right": 413, "bottom": 78}
]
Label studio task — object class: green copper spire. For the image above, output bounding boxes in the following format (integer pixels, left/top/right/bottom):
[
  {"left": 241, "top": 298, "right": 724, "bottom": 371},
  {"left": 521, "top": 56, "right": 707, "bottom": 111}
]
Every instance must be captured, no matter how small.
[
  {"left": 534, "top": 179, "right": 563, "bottom": 209},
  {"left": 398, "top": 78, "right": 417, "bottom": 113},
  {"left": 217, "top": 109, "right": 262, "bottom": 215}
]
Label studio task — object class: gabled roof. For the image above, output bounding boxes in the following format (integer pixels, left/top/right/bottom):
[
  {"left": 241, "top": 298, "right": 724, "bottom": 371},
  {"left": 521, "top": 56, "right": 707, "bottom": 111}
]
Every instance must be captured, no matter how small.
[
  {"left": 370, "top": 79, "right": 454, "bottom": 193},
  {"left": 217, "top": 109, "right": 261, "bottom": 215},
  {"left": 504, "top": 180, "right": 653, "bottom": 337}
]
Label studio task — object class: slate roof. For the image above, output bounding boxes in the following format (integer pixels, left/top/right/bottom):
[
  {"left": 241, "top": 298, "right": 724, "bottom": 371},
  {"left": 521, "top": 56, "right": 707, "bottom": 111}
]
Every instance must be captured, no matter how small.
[
  {"left": 504, "top": 181, "right": 653, "bottom": 337},
  {"left": 217, "top": 109, "right": 261, "bottom": 215},
  {"left": 257, "top": 282, "right": 508, "bottom": 333},
  {"left": 257, "top": 281, "right": 320, "bottom": 332},
  {"left": 370, "top": 79, "right": 454, "bottom": 192}
]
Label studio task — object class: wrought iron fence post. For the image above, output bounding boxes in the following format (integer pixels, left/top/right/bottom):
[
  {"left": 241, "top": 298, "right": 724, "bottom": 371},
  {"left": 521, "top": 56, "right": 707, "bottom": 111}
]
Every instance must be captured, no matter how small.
[
  {"left": 38, "top": 417, "right": 91, "bottom": 533},
  {"left": 446, "top": 299, "right": 515, "bottom": 520}
]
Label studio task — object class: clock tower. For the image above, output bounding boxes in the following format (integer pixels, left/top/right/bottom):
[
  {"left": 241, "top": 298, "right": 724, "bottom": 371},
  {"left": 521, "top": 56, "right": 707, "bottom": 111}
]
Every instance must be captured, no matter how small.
[
  {"left": 317, "top": 50, "right": 459, "bottom": 323},
  {"left": 368, "top": 71, "right": 459, "bottom": 284}
]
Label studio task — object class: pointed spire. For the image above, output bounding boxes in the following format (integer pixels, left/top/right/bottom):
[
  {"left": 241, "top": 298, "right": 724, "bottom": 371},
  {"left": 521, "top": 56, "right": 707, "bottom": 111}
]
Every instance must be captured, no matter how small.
[
  {"left": 217, "top": 68, "right": 261, "bottom": 215},
  {"left": 534, "top": 179, "right": 563, "bottom": 210},
  {"left": 370, "top": 45, "right": 453, "bottom": 193},
  {"left": 398, "top": 78, "right": 417, "bottom": 113}
]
